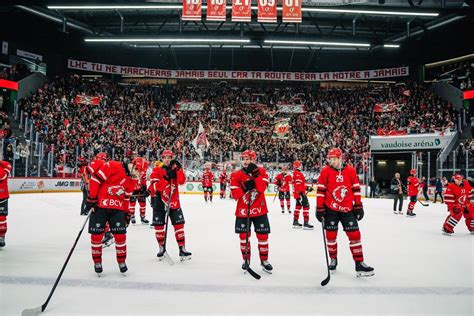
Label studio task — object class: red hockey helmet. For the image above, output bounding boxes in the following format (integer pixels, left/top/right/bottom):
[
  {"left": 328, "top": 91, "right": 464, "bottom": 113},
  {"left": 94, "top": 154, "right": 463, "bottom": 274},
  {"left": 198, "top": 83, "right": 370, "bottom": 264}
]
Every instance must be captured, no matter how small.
[
  {"left": 327, "top": 148, "right": 343, "bottom": 159},
  {"left": 409, "top": 169, "right": 417, "bottom": 175},
  {"left": 453, "top": 174, "right": 463, "bottom": 181},
  {"left": 94, "top": 152, "right": 108, "bottom": 161},
  {"left": 241, "top": 150, "right": 257, "bottom": 161},
  {"left": 293, "top": 160, "right": 302, "bottom": 170},
  {"left": 132, "top": 157, "right": 149, "bottom": 173},
  {"left": 161, "top": 149, "right": 174, "bottom": 158}
]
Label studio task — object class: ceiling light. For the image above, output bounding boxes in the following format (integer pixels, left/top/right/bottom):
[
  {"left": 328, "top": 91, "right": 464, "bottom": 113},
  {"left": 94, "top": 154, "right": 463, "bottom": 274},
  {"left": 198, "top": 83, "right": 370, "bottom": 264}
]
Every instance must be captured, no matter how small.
[
  {"left": 384, "top": 44, "right": 400, "bottom": 48},
  {"left": 265, "top": 40, "right": 370, "bottom": 47},
  {"left": 85, "top": 38, "right": 250, "bottom": 43}
]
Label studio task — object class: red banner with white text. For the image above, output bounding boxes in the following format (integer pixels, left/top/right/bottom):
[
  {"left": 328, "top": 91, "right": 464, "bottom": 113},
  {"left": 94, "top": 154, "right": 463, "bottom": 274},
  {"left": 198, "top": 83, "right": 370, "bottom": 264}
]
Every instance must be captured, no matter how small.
[
  {"left": 282, "top": 0, "right": 302, "bottom": 23},
  {"left": 258, "top": 0, "right": 277, "bottom": 23},
  {"left": 182, "top": 0, "right": 202, "bottom": 21},
  {"left": 232, "top": 0, "right": 251, "bottom": 22},
  {"left": 206, "top": 0, "right": 227, "bottom": 21},
  {"left": 74, "top": 95, "right": 102, "bottom": 106}
]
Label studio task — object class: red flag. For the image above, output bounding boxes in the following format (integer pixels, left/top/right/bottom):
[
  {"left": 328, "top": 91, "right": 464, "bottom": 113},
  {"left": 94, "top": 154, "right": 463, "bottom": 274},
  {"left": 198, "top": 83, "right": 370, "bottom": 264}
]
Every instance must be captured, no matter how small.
[
  {"left": 282, "top": 0, "right": 302, "bottom": 23},
  {"left": 232, "top": 0, "right": 251, "bottom": 22},
  {"left": 74, "top": 95, "right": 102, "bottom": 106},
  {"left": 258, "top": 0, "right": 277, "bottom": 23},
  {"left": 182, "top": 0, "right": 202, "bottom": 21},
  {"left": 373, "top": 102, "right": 401, "bottom": 113},
  {"left": 207, "top": 0, "right": 226, "bottom": 21}
]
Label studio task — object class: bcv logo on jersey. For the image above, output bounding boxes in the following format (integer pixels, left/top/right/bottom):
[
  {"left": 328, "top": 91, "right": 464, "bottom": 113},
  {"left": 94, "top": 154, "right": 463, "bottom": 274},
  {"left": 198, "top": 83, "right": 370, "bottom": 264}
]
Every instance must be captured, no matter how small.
[{"left": 101, "top": 199, "right": 123, "bottom": 208}]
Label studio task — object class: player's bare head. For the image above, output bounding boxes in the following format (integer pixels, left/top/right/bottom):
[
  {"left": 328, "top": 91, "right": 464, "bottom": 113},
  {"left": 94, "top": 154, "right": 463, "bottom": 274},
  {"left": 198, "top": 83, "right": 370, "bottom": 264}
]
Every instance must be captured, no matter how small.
[
  {"left": 395, "top": 173, "right": 400, "bottom": 179},
  {"left": 327, "top": 148, "right": 343, "bottom": 168},
  {"left": 453, "top": 174, "right": 463, "bottom": 185},
  {"left": 127, "top": 163, "right": 140, "bottom": 179},
  {"left": 161, "top": 149, "right": 174, "bottom": 166}
]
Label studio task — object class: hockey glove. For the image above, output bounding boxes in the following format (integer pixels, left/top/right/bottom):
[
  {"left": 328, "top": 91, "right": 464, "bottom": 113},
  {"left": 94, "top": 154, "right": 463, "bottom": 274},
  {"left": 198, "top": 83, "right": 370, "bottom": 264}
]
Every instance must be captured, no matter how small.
[
  {"left": 316, "top": 207, "right": 326, "bottom": 223},
  {"left": 294, "top": 192, "right": 301, "bottom": 200},
  {"left": 85, "top": 197, "right": 98, "bottom": 214},
  {"left": 246, "top": 163, "right": 260, "bottom": 178},
  {"left": 276, "top": 180, "right": 282, "bottom": 187},
  {"left": 170, "top": 159, "right": 182, "bottom": 170},
  {"left": 144, "top": 189, "right": 151, "bottom": 198},
  {"left": 453, "top": 205, "right": 463, "bottom": 214},
  {"left": 164, "top": 168, "right": 177, "bottom": 181},
  {"left": 353, "top": 204, "right": 364, "bottom": 221},
  {"left": 243, "top": 179, "right": 256, "bottom": 192},
  {"left": 306, "top": 186, "right": 314, "bottom": 193}
]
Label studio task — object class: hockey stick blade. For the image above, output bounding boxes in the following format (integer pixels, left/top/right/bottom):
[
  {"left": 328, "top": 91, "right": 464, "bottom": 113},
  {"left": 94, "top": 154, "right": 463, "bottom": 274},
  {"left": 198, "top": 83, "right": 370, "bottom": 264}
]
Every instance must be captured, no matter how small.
[
  {"left": 320, "top": 273, "right": 330, "bottom": 286},
  {"left": 418, "top": 200, "right": 429, "bottom": 207},
  {"left": 320, "top": 220, "right": 331, "bottom": 287},
  {"left": 246, "top": 266, "right": 261, "bottom": 280},
  {"left": 22, "top": 306, "right": 43, "bottom": 316},
  {"left": 164, "top": 252, "right": 175, "bottom": 265}
]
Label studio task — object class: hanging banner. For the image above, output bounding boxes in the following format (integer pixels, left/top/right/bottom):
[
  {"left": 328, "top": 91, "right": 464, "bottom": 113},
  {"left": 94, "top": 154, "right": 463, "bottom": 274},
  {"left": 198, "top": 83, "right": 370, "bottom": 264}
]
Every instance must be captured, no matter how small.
[
  {"left": 258, "top": 0, "right": 277, "bottom": 23},
  {"left": 176, "top": 101, "right": 205, "bottom": 111},
  {"left": 373, "top": 102, "right": 403, "bottom": 113},
  {"left": 370, "top": 131, "right": 457, "bottom": 151},
  {"left": 232, "top": 0, "right": 251, "bottom": 22},
  {"left": 68, "top": 59, "right": 410, "bottom": 82},
  {"left": 282, "top": 0, "right": 302, "bottom": 23},
  {"left": 182, "top": 0, "right": 202, "bottom": 21},
  {"left": 207, "top": 0, "right": 227, "bottom": 21},
  {"left": 272, "top": 118, "right": 291, "bottom": 139},
  {"left": 277, "top": 104, "right": 306, "bottom": 114},
  {"left": 74, "top": 95, "right": 102, "bottom": 106}
]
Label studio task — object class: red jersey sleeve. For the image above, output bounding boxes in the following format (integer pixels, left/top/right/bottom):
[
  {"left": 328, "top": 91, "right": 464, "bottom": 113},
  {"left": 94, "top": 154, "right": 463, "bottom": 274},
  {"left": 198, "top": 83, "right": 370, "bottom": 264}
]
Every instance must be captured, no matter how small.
[
  {"left": 176, "top": 168, "right": 186, "bottom": 185},
  {"left": 254, "top": 168, "right": 268, "bottom": 193},
  {"left": 230, "top": 172, "right": 244, "bottom": 200},
  {"left": 350, "top": 167, "right": 362, "bottom": 205},
  {"left": 316, "top": 168, "right": 328, "bottom": 209},
  {"left": 444, "top": 183, "right": 455, "bottom": 211},
  {"left": 89, "top": 162, "right": 111, "bottom": 199}
]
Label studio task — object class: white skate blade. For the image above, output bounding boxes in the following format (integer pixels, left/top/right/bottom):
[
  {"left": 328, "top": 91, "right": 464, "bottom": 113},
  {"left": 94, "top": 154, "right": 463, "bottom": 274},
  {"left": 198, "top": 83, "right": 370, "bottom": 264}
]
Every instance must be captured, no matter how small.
[
  {"left": 356, "top": 271, "right": 375, "bottom": 277},
  {"left": 180, "top": 256, "right": 192, "bottom": 262},
  {"left": 442, "top": 232, "right": 453, "bottom": 236},
  {"left": 102, "top": 240, "right": 114, "bottom": 248},
  {"left": 303, "top": 227, "right": 314, "bottom": 230},
  {"left": 292, "top": 226, "right": 302, "bottom": 229},
  {"left": 330, "top": 269, "right": 337, "bottom": 275},
  {"left": 261, "top": 267, "right": 272, "bottom": 274}
]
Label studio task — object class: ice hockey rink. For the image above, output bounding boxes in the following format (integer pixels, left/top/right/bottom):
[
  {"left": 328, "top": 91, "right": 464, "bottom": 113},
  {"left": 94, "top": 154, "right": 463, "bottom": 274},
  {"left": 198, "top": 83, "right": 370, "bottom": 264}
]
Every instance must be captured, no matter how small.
[{"left": 1, "top": 192, "right": 472, "bottom": 315}]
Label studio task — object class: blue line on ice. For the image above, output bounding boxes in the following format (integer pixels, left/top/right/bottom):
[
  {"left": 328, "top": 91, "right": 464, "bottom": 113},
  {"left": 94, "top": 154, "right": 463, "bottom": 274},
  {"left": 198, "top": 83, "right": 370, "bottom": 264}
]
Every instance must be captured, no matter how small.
[{"left": 1, "top": 276, "right": 472, "bottom": 296}]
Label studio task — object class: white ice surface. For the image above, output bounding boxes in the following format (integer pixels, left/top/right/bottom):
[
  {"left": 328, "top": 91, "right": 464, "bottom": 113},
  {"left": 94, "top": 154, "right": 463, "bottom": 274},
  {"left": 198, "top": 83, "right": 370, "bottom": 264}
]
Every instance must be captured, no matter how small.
[{"left": 0, "top": 193, "right": 472, "bottom": 315}]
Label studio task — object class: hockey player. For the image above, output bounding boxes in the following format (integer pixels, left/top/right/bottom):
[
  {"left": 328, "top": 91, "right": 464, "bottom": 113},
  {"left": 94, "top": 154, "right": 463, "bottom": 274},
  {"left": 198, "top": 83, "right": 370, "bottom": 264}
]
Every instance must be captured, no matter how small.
[
  {"left": 79, "top": 157, "right": 89, "bottom": 216},
  {"left": 230, "top": 150, "right": 273, "bottom": 273},
  {"left": 85, "top": 158, "right": 140, "bottom": 275},
  {"left": 85, "top": 152, "right": 114, "bottom": 247},
  {"left": 406, "top": 169, "right": 419, "bottom": 217},
  {"left": 219, "top": 168, "right": 229, "bottom": 199},
  {"left": 149, "top": 150, "right": 191, "bottom": 261},
  {"left": 274, "top": 166, "right": 292, "bottom": 213},
  {"left": 292, "top": 161, "right": 314, "bottom": 229},
  {"left": 442, "top": 174, "right": 474, "bottom": 235},
  {"left": 128, "top": 157, "right": 150, "bottom": 224},
  {"left": 316, "top": 148, "right": 374, "bottom": 277},
  {"left": 0, "top": 160, "right": 12, "bottom": 248},
  {"left": 202, "top": 164, "right": 214, "bottom": 203}
]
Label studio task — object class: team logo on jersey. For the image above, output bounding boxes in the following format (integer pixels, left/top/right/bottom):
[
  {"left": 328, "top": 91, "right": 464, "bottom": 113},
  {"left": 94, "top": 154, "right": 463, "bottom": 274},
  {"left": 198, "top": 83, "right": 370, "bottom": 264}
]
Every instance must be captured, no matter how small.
[
  {"left": 332, "top": 185, "right": 349, "bottom": 203},
  {"left": 336, "top": 175, "right": 344, "bottom": 183},
  {"left": 107, "top": 185, "right": 125, "bottom": 196},
  {"left": 458, "top": 195, "right": 466, "bottom": 205},
  {"left": 243, "top": 191, "right": 259, "bottom": 206}
]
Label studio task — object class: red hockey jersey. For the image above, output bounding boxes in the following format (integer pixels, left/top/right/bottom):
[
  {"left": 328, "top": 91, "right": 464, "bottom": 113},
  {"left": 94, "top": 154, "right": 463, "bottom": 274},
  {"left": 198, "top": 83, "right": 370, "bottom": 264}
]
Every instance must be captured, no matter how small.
[
  {"left": 275, "top": 172, "right": 292, "bottom": 192},
  {"left": 444, "top": 180, "right": 473, "bottom": 212},
  {"left": 0, "top": 161, "right": 11, "bottom": 199},
  {"left": 292, "top": 170, "right": 306, "bottom": 198},
  {"left": 219, "top": 172, "right": 228, "bottom": 184},
  {"left": 86, "top": 158, "right": 105, "bottom": 176},
  {"left": 407, "top": 176, "right": 420, "bottom": 196},
  {"left": 230, "top": 167, "right": 269, "bottom": 218},
  {"left": 202, "top": 171, "right": 214, "bottom": 187},
  {"left": 151, "top": 165, "right": 186, "bottom": 209},
  {"left": 89, "top": 160, "right": 137, "bottom": 211},
  {"left": 317, "top": 165, "right": 361, "bottom": 213}
]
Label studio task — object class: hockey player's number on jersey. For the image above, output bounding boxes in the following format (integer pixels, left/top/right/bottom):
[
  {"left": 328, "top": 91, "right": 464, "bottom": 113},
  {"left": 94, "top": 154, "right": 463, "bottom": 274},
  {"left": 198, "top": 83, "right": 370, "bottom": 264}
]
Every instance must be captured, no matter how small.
[
  {"left": 285, "top": 0, "right": 300, "bottom": 6},
  {"left": 210, "top": 0, "right": 224, "bottom": 4},
  {"left": 259, "top": 0, "right": 275, "bottom": 6},
  {"left": 336, "top": 175, "right": 344, "bottom": 183},
  {"left": 235, "top": 0, "right": 250, "bottom": 5}
]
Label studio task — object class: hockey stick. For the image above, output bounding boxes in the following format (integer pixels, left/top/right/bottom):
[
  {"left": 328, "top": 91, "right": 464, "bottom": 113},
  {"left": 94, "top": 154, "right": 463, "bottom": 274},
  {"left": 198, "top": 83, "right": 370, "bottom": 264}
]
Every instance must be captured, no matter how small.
[
  {"left": 272, "top": 190, "right": 279, "bottom": 203},
  {"left": 244, "top": 190, "right": 261, "bottom": 280},
  {"left": 418, "top": 200, "right": 429, "bottom": 207},
  {"left": 22, "top": 213, "right": 91, "bottom": 316},
  {"left": 161, "top": 180, "right": 176, "bottom": 266},
  {"left": 320, "top": 220, "right": 331, "bottom": 287}
]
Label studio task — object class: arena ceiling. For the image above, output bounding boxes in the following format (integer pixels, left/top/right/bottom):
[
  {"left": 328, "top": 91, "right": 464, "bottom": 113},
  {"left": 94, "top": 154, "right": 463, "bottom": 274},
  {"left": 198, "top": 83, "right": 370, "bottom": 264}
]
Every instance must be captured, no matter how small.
[{"left": 2, "top": 0, "right": 473, "bottom": 72}]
